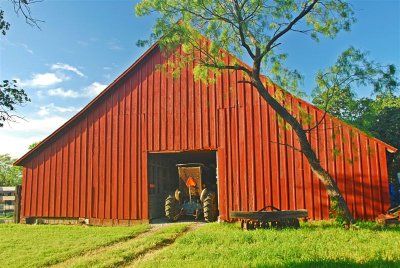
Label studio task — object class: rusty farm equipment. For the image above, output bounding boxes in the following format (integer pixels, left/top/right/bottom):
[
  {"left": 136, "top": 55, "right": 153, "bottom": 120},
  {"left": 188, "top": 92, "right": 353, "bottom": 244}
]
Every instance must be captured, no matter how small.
[
  {"left": 165, "top": 163, "right": 218, "bottom": 222},
  {"left": 376, "top": 205, "right": 400, "bottom": 225},
  {"left": 230, "top": 206, "right": 308, "bottom": 230}
]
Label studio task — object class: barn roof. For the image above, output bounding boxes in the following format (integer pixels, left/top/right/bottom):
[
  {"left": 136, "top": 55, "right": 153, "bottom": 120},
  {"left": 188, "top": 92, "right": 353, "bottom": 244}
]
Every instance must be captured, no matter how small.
[{"left": 14, "top": 39, "right": 397, "bottom": 166}]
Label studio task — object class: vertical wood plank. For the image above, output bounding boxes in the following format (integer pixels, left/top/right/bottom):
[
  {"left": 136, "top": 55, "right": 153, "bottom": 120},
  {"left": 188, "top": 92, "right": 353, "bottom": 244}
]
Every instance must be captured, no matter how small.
[
  {"left": 111, "top": 90, "right": 119, "bottom": 219},
  {"left": 61, "top": 135, "right": 69, "bottom": 217},
  {"left": 74, "top": 122, "right": 81, "bottom": 218},
  {"left": 98, "top": 101, "right": 106, "bottom": 219},
  {"left": 174, "top": 51, "right": 181, "bottom": 151},
  {"left": 25, "top": 164, "right": 32, "bottom": 216},
  {"left": 118, "top": 83, "right": 126, "bottom": 219},
  {"left": 180, "top": 53, "right": 188, "bottom": 150},
  {"left": 68, "top": 128, "right": 76, "bottom": 217},
  {"left": 36, "top": 152, "right": 44, "bottom": 216},
  {"left": 43, "top": 147, "right": 51, "bottom": 217},
  {"left": 55, "top": 139, "right": 62, "bottom": 217},
  {"left": 93, "top": 107, "right": 100, "bottom": 219},
  {"left": 361, "top": 136, "right": 373, "bottom": 219},
  {"left": 378, "top": 144, "right": 391, "bottom": 212},
  {"left": 218, "top": 109, "right": 228, "bottom": 219},
  {"left": 131, "top": 71, "right": 139, "bottom": 219},
  {"left": 124, "top": 77, "right": 132, "bottom": 219},
  {"left": 21, "top": 168, "right": 27, "bottom": 218},
  {"left": 80, "top": 118, "right": 87, "bottom": 217}
]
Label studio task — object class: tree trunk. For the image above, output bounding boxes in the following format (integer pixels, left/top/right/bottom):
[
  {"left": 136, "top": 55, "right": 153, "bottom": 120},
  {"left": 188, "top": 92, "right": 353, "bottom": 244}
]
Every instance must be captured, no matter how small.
[{"left": 252, "top": 76, "right": 356, "bottom": 224}]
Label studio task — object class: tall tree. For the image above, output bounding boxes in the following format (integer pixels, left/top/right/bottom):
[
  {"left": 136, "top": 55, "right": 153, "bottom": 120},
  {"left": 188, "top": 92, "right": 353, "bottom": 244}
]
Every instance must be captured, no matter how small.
[
  {"left": 135, "top": 0, "right": 383, "bottom": 223},
  {"left": 0, "top": 154, "right": 22, "bottom": 186},
  {"left": 312, "top": 47, "right": 399, "bottom": 125}
]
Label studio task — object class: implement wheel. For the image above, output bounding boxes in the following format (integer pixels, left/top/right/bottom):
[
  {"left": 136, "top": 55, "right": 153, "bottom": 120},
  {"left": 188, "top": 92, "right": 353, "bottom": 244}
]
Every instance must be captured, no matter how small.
[
  {"left": 203, "top": 192, "right": 218, "bottom": 222},
  {"left": 165, "top": 195, "right": 180, "bottom": 221}
]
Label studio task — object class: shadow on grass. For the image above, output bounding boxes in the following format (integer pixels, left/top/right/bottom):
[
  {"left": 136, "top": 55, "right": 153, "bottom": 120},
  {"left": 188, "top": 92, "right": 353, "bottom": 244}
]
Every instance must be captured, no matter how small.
[
  {"left": 273, "top": 259, "right": 400, "bottom": 268},
  {"left": 150, "top": 216, "right": 205, "bottom": 225}
]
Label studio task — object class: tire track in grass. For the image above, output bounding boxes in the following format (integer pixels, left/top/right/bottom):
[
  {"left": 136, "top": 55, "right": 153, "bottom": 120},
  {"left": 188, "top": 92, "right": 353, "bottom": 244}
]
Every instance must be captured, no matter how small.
[
  {"left": 51, "top": 225, "right": 155, "bottom": 268},
  {"left": 54, "top": 223, "right": 200, "bottom": 268},
  {"left": 127, "top": 223, "right": 203, "bottom": 268},
  {"left": 47, "top": 224, "right": 150, "bottom": 267}
]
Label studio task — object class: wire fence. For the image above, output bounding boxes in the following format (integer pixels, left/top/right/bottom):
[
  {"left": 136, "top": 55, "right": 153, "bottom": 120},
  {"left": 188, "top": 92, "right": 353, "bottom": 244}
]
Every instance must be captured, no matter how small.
[{"left": 0, "top": 186, "right": 21, "bottom": 223}]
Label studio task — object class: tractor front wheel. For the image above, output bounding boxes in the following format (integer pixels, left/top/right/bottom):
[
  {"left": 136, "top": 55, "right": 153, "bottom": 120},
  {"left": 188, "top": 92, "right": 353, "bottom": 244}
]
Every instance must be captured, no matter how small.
[
  {"left": 203, "top": 192, "right": 218, "bottom": 222},
  {"left": 165, "top": 195, "right": 180, "bottom": 221}
]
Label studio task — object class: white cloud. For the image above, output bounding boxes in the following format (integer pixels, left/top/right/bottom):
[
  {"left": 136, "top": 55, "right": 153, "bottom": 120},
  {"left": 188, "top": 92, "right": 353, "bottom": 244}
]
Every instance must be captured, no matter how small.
[
  {"left": 109, "top": 44, "right": 123, "bottom": 50},
  {"left": 17, "top": 72, "right": 66, "bottom": 87},
  {"left": 0, "top": 116, "right": 69, "bottom": 159},
  {"left": 38, "top": 103, "right": 80, "bottom": 116},
  {"left": 51, "top": 63, "right": 85, "bottom": 77},
  {"left": 77, "top": 40, "right": 89, "bottom": 47},
  {"left": 48, "top": 87, "right": 80, "bottom": 98},
  {"left": 108, "top": 40, "right": 123, "bottom": 51},
  {"left": 20, "top": 43, "right": 34, "bottom": 54},
  {"left": 46, "top": 82, "right": 108, "bottom": 98},
  {"left": 2, "top": 38, "right": 34, "bottom": 54},
  {"left": 83, "top": 82, "right": 107, "bottom": 97},
  {"left": 36, "top": 90, "right": 45, "bottom": 98}
]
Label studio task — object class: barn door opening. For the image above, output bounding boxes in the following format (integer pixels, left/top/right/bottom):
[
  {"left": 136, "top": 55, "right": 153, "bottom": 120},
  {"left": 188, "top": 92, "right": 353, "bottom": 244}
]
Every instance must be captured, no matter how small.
[{"left": 148, "top": 151, "right": 217, "bottom": 222}]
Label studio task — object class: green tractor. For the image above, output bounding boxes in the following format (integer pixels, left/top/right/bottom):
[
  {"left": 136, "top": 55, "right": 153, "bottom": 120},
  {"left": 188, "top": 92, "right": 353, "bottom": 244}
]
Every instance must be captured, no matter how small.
[{"left": 165, "top": 163, "right": 218, "bottom": 222}]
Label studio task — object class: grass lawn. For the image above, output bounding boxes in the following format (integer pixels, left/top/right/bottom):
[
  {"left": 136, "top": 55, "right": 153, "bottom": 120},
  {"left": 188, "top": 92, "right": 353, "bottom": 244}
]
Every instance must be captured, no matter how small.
[
  {"left": 0, "top": 223, "right": 149, "bottom": 268},
  {"left": 1, "top": 221, "right": 400, "bottom": 267},
  {"left": 135, "top": 221, "right": 400, "bottom": 268}
]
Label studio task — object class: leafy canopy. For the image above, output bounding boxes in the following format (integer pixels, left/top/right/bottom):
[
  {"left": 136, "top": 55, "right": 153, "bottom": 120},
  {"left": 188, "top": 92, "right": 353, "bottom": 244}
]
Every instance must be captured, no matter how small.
[
  {"left": 0, "top": 154, "right": 22, "bottom": 186},
  {"left": 311, "top": 48, "right": 399, "bottom": 185},
  {"left": 135, "top": 0, "right": 355, "bottom": 94},
  {"left": 312, "top": 47, "right": 399, "bottom": 121}
]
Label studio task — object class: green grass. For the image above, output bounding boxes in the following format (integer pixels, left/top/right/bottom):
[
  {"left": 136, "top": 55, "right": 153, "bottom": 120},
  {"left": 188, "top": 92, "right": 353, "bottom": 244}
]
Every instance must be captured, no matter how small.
[
  {"left": 135, "top": 221, "right": 400, "bottom": 268},
  {"left": 2, "top": 221, "right": 400, "bottom": 267},
  {"left": 59, "top": 223, "right": 190, "bottom": 268},
  {"left": 0, "top": 223, "right": 149, "bottom": 268}
]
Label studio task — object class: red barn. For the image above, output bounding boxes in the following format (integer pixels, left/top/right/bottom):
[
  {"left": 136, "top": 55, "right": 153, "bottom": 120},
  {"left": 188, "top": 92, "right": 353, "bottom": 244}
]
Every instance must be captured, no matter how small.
[{"left": 15, "top": 41, "right": 397, "bottom": 225}]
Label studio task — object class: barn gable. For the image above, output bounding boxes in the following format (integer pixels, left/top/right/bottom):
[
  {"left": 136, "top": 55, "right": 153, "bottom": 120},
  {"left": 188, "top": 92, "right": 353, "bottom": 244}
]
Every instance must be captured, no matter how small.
[{"left": 15, "top": 40, "right": 397, "bottom": 224}]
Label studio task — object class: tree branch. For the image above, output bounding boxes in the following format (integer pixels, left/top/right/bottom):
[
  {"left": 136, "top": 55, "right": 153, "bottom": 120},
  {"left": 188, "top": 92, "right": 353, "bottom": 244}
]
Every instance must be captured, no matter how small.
[
  {"left": 260, "top": 0, "right": 319, "bottom": 59},
  {"left": 233, "top": 0, "right": 256, "bottom": 59},
  {"left": 238, "top": 80, "right": 255, "bottom": 86},
  {"left": 11, "top": 0, "right": 43, "bottom": 29},
  {"left": 270, "top": 141, "right": 303, "bottom": 153}
]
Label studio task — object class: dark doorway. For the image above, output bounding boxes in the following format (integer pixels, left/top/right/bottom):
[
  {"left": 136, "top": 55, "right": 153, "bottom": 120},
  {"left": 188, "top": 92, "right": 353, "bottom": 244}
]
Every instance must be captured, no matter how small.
[{"left": 148, "top": 151, "right": 217, "bottom": 221}]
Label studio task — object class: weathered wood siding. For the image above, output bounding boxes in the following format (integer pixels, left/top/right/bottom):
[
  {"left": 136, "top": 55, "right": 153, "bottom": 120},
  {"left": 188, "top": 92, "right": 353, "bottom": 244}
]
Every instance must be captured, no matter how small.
[{"left": 18, "top": 45, "right": 393, "bottom": 222}]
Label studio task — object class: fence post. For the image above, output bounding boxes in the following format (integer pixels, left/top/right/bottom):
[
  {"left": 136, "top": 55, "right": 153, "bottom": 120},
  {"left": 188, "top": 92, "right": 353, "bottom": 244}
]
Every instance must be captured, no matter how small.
[{"left": 14, "top": 186, "right": 22, "bottom": 223}]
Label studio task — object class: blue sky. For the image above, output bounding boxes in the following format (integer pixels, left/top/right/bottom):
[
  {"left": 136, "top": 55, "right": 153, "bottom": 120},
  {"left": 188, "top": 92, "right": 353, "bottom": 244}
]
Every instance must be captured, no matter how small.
[{"left": 0, "top": 0, "right": 399, "bottom": 158}]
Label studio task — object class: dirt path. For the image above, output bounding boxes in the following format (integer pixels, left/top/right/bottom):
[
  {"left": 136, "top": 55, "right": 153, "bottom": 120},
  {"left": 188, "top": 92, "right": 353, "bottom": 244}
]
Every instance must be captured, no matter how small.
[
  {"left": 52, "top": 222, "right": 202, "bottom": 268},
  {"left": 52, "top": 226, "right": 156, "bottom": 268},
  {"left": 126, "top": 223, "right": 203, "bottom": 268}
]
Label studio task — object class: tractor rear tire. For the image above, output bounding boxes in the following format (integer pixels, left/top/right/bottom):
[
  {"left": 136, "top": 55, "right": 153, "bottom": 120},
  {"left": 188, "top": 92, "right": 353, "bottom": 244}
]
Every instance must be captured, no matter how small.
[
  {"left": 203, "top": 192, "right": 217, "bottom": 222},
  {"left": 165, "top": 195, "right": 180, "bottom": 222}
]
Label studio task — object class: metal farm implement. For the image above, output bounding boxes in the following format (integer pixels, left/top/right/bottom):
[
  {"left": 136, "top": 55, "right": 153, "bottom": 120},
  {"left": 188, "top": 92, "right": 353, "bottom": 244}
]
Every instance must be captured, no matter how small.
[
  {"left": 376, "top": 205, "right": 400, "bottom": 226},
  {"left": 230, "top": 206, "right": 308, "bottom": 230}
]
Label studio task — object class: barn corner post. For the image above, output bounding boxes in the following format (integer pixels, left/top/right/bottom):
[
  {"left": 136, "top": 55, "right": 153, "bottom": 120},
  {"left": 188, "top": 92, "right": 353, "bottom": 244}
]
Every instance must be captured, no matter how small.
[{"left": 14, "top": 185, "right": 22, "bottom": 223}]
